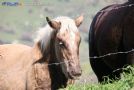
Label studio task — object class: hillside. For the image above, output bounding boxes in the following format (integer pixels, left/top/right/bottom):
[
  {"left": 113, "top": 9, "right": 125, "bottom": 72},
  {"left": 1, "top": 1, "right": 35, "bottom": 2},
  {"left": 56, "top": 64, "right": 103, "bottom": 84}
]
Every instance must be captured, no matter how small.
[{"left": 0, "top": 0, "right": 127, "bottom": 43}]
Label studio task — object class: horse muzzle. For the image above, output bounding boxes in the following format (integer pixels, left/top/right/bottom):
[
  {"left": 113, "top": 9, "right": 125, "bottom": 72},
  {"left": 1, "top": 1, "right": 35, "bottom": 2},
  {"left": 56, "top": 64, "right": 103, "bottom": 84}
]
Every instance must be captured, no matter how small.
[{"left": 68, "top": 67, "right": 82, "bottom": 79}]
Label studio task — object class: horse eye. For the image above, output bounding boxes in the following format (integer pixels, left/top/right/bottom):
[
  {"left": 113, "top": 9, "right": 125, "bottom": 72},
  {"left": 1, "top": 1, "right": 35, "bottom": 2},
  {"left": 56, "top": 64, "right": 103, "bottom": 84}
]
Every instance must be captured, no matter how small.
[{"left": 59, "top": 42, "right": 65, "bottom": 48}]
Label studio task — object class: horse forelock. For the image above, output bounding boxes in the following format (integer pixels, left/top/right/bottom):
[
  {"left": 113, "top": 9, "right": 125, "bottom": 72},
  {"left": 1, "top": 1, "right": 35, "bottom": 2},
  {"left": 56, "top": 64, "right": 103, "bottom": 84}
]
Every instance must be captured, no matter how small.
[{"left": 55, "top": 16, "right": 78, "bottom": 33}]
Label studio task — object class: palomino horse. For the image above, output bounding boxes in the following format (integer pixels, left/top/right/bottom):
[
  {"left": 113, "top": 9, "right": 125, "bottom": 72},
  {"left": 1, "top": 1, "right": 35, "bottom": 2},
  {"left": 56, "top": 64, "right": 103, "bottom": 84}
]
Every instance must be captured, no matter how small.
[
  {"left": 89, "top": 0, "right": 134, "bottom": 82},
  {"left": 0, "top": 15, "right": 83, "bottom": 90}
]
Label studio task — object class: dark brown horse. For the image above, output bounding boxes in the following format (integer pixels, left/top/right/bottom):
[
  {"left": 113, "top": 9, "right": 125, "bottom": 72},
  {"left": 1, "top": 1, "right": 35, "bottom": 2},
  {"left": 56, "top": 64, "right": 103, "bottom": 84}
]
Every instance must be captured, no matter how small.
[
  {"left": 0, "top": 15, "right": 83, "bottom": 90},
  {"left": 89, "top": 0, "right": 134, "bottom": 82}
]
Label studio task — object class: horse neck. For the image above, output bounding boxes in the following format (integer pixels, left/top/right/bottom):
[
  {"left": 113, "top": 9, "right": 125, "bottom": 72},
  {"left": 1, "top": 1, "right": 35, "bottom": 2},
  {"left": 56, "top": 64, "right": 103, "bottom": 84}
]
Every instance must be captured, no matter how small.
[
  {"left": 35, "top": 31, "right": 68, "bottom": 89},
  {"left": 30, "top": 29, "right": 68, "bottom": 90},
  {"left": 47, "top": 32, "right": 68, "bottom": 89}
]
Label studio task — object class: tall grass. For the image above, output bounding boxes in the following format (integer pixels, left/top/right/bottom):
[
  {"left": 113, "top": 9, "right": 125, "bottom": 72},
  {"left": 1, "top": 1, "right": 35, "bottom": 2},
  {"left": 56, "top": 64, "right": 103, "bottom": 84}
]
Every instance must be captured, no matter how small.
[{"left": 63, "top": 66, "right": 134, "bottom": 90}]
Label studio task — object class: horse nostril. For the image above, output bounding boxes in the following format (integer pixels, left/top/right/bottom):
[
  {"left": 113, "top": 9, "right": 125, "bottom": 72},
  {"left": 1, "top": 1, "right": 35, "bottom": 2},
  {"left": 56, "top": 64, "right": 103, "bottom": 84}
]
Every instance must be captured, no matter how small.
[{"left": 71, "top": 69, "right": 82, "bottom": 76}]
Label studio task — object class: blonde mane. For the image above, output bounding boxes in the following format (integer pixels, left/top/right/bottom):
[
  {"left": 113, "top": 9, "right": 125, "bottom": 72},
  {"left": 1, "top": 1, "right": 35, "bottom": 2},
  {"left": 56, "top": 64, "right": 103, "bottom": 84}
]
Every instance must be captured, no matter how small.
[{"left": 34, "top": 16, "right": 78, "bottom": 53}]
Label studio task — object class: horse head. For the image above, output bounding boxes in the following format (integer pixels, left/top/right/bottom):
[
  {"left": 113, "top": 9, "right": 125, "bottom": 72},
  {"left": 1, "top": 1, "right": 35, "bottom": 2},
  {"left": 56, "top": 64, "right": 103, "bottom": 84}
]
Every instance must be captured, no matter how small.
[{"left": 46, "top": 15, "right": 83, "bottom": 79}]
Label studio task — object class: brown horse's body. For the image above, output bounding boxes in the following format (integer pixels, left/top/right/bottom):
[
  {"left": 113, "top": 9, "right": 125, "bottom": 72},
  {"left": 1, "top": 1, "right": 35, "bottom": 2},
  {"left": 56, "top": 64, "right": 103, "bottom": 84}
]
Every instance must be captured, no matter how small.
[
  {"left": 0, "top": 44, "right": 51, "bottom": 90},
  {"left": 89, "top": 1, "right": 134, "bottom": 82}
]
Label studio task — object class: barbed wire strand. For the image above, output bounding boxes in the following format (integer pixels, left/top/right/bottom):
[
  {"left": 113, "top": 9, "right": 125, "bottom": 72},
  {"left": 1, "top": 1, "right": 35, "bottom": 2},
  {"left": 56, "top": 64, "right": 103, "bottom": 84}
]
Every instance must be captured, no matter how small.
[
  {"left": 38, "top": 49, "right": 134, "bottom": 66},
  {"left": 89, "top": 49, "right": 134, "bottom": 59},
  {"left": 47, "top": 61, "right": 69, "bottom": 66},
  {"left": 46, "top": 49, "right": 134, "bottom": 66}
]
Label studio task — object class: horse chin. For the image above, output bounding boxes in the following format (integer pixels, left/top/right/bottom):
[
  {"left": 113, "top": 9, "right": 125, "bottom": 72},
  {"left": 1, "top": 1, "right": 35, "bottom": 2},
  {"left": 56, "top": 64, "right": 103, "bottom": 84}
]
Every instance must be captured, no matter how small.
[{"left": 60, "top": 61, "right": 80, "bottom": 80}]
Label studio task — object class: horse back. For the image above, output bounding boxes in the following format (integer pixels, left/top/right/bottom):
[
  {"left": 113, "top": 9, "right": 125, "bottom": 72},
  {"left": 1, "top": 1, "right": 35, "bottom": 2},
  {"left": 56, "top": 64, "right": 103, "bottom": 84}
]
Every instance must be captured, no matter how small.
[
  {"left": 0, "top": 44, "right": 34, "bottom": 89},
  {"left": 0, "top": 44, "right": 32, "bottom": 70}
]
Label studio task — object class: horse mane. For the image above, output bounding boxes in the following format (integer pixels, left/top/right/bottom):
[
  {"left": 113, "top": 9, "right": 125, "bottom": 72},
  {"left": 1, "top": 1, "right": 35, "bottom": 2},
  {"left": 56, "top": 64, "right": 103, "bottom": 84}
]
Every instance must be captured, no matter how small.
[
  {"left": 34, "top": 16, "right": 78, "bottom": 53},
  {"left": 34, "top": 25, "right": 53, "bottom": 53}
]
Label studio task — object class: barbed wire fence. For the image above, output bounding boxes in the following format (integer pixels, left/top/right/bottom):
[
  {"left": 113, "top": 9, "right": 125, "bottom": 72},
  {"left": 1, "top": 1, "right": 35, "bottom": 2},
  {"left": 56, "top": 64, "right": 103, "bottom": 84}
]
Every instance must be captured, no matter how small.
[
  {"left": 89, "top": 49, "right": 134, "bottom": 59},
  {"left": 45, "top": 49, "right": 134, "bottom": 66}
]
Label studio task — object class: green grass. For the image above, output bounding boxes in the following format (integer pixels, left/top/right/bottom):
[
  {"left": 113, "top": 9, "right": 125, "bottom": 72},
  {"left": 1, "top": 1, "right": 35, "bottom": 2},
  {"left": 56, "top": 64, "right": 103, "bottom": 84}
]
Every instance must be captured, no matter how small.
[{"left": 63, "top": 66, "right": 134, "bottom": 90}]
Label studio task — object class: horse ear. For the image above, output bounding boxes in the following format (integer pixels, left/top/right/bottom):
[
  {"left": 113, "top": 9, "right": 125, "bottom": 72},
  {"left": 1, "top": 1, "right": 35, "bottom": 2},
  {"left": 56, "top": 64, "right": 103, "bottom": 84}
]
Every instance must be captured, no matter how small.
[
  {"left": 46, "top": 17, "right": 61, "bottom": 30},
  {"left": 75, "top": 15, "right": 84, "bottom": 27}
]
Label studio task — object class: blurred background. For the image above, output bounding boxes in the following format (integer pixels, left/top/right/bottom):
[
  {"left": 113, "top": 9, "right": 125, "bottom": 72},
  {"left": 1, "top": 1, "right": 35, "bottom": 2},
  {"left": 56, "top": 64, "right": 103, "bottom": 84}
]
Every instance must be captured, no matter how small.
[{"left": 0, "top": 0, "right": 127, "bottom": 84}]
